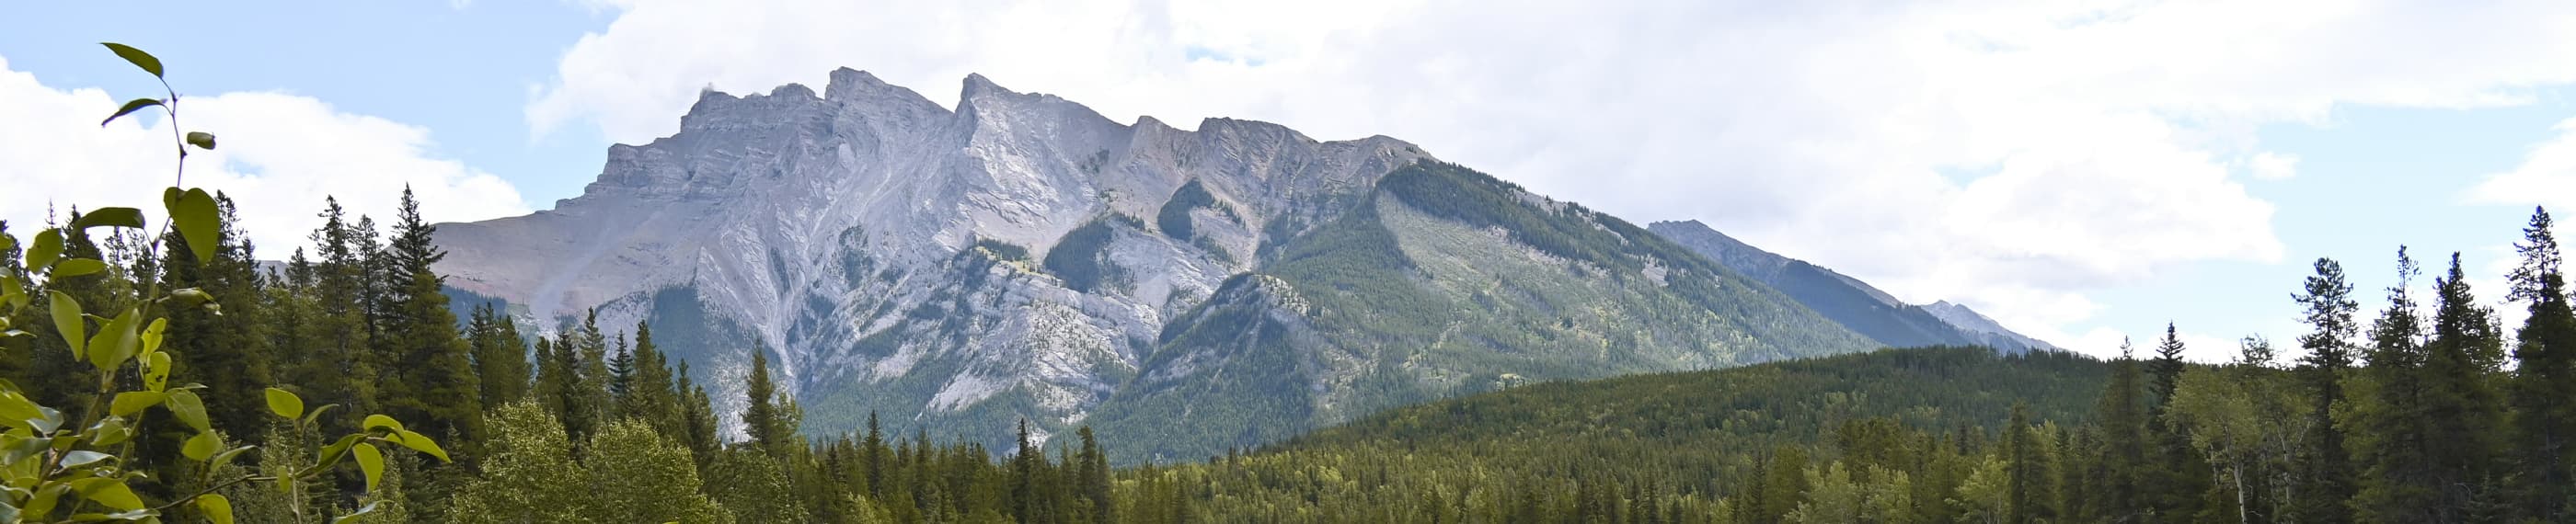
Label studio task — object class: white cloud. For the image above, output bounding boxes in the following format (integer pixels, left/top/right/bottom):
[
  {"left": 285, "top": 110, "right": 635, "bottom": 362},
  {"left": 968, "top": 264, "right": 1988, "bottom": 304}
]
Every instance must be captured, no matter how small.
[
  {"left": 2471, "top": 117, "right": 2576, "bottom": 211},
  {"left": 0, "top": 56, "right": 529, "bottom": 260},
  {"left": 2248, "top": 152, "right": 2300, "bottom": 180},
  {"left": 523, "top": 0, "right": 2576, "bottom": 345}
]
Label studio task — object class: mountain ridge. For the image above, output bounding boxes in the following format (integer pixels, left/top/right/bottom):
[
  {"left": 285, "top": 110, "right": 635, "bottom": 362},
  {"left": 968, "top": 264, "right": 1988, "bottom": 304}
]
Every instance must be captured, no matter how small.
[
  {"left": 435, "top": 69, "right": 1881, "bottom": 459},
  {"left": 1646, "top": 220, "right": 2055, "bottom": 353}
]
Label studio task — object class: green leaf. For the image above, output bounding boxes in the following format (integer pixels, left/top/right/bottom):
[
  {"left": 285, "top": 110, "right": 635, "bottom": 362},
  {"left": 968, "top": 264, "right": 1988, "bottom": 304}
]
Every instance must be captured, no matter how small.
[
  {"left": 311, "top": 434, "right": 364, "bottom": 473},
  {"left": 1, "top": 437, "right": 51, "bottom": 463},
  {"left": 331, "top": 501, "right": 379, "bottom": 524},
  {"left": 186, "top": 131, "right": 216, "bottom": 151},
  {"left": 87, "top": 417, "right": 128, "bottom": 446},
  {"left": 100, "top": 98, "right": 161, "bottom": 127},
  {"left": 83, "top": 308, "right": 138, "bottom": 371},
  {"left": 69, "top": 476, "right": 144, "bottom": 511},
  {"left": 26, "top": 229, "right": 62, "bottom": 272},
  {"left": 391, "top": 429, "right": 450, "bottom": 462},
  {"left": 108, "top": 392, "right": 163, "bottom": 416},
  {"left": 58, "top": 450, "right": 109, "bottom": 468},
  {"left": 352, "top": 442, "right": 384, "bottom": 493},
  {"left": 302, "top": 404, "right": 339, "bottom": 428},
  {"left": 196, "top": 494, "right": 234, "bottom": 524},
  {"left": 166, "top": 390, "right": 209, "bottom": 431},
  {"left": 99, "top": 43, "right": 163, "bottom": 78},
  {"left": 51, "top": 258, "right": 107, "bottom": 278},
  {"left": 168, "top": 288, "right": 213, "bottom": 308},
  {"left": 169, "top": 188, "right": 220, "bottom": 264},
  {"left": 46, "top": 291, "right": 82, "bottom": 358},
  {"left": 143, "top": 352, "right": 171, "bottom": 392},
  {"left": 361, "top": 414, "right": 404, "bottom": 432},
  {"left": 264, "top": 388, "right": 303, "bottom": 420},
  {"left": 139, "top": 317, "right": 167, "bottom": 355},
  {"left": 25, "top": 484, "right": 65, "bottom": 518},
  {"left": 182, "top": 431, "right": 217, "bottom": 461},
  {"left": 71, "top": 208, "right": 144, "bottom": 230},
  {"left": 209, "top": 444, "right": 255, "bottom": 471}
]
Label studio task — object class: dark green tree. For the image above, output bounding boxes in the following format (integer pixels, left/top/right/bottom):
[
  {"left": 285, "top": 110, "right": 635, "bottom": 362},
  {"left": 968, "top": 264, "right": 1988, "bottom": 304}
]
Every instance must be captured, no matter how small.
[
  {"left": 2097, "top": 338, "right": 2148, "bottom": 522},
  {"left": 743, "top": 348, "right": 791, "bottom": 456},
  {"left": 374, "top": 189, "right": 482, "bottom": 449},
  {"left": 156, "top": 195, "right": 274, "bottom": 439},
  {"left": 2418, "top": 253, "right": 2506, "bottom": 519},
  {"left": 2506, "top": 207, "right": 2576, "bottom": 520},
  {"left": 466, "top": 303, "right": 531, "bottom": 408},
  {"left": 2289, "top": 257, "right": 2360, "bottom": 523},
  {"left": 2351, "top": 246, "right": 2437, "bottom": 522}
]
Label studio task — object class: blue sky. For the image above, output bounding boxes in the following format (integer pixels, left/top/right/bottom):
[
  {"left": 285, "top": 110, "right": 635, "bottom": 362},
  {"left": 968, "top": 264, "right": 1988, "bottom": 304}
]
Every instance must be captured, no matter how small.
[{"left": 7, "top": 0, "right": 2576, "bottom": 361}]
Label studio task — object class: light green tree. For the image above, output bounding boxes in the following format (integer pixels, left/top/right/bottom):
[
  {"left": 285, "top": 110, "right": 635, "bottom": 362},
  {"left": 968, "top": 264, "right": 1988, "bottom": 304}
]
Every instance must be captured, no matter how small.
[
  {"left": 450, "top": 403, "right": 592, "bottom": 524},
  {"left": 584, "top": 418, "right": 733, "bottom": 524}
]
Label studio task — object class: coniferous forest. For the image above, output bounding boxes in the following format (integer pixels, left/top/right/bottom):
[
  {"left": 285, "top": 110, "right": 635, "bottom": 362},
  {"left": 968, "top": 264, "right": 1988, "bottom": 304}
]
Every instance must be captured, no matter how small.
[{"left": 12, "top": 43, "right": 2576, "bottom": 524}]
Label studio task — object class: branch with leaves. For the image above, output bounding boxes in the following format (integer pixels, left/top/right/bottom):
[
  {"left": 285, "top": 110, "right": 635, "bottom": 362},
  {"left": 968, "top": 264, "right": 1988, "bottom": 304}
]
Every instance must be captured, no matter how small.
[{"left": 0, "top": 42, "right": 445, "bottom": 524}]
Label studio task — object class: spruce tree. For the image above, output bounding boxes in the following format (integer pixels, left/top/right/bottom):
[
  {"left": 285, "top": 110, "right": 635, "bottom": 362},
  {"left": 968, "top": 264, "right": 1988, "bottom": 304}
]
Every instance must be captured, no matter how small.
[
  {"left": 466, "top": 304, "right": 532, "bottom": 407},
  {"left": 2290, "top": 257, "right": 2360, "bottom": 522},
  {"left": 372, "top": 189, "right": 482, "bottom": 449},
  {"left": 2351, "top": 246, "right": 2437, "bottom": 522},
  {"left": 2096, "top": 338, "right": 2147, "bottom": 521},
  {"left": 296, "top": 198, "right": 378, "bottom": 418},
  {"left": 608, "top": 333, "right": 635, "bottom": 404},
  {"left": 678, "top": 362, "right": 721, "bottom": 470},
  {"left": 2506, "top": 207, "right": 2576, "bottom": 520},
  {"left": 2419, "top": 253, "right": 2506, "bottom": 519},
  {"left": 2145, "top": 324, "right": 2209, "bottom": 520},
  {"left": 157, "top": 196, "right": 274, "bottom": 439},
  {"left": 744, "top": 348, "right": 788, "bottom": 455},
  {"left": 566, "top": 311, "right": 611, "bottom": 445},
  {"left": 1078, "top": 426, "right": 1112, "bottom": 524},
  {"left": 619, "top": 321, "right": 683, "bottom": 434}
]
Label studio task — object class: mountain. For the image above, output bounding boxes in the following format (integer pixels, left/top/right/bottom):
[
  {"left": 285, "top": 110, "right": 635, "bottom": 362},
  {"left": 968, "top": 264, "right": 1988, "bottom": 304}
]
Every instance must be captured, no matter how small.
[
  {"left": 1647, "top": 220, "right": 2054, "bottom": 353},
  {"left": 433, "top": 69, "right": 1876, "bottom": 460}
]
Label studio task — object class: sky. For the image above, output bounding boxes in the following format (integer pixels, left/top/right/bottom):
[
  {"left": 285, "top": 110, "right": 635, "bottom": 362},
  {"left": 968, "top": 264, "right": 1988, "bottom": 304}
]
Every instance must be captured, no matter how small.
[{"left": 6, "top": 0, "right": 2576, "bottom": 362}]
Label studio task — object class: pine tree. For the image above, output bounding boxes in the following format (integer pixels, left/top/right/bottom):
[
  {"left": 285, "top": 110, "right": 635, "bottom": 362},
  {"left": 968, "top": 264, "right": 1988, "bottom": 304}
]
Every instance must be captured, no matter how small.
[
  {"left": 2351, "top": 246, "right": 2438, "bottom": 522},
  {"left": 2289, "top": 257, "right": 2360, "bottom": 523},
  {"left": 607, "top": 333, "right": 635, "bottom": 404},
  {"left": 2006, "top": 402, "right": 2053, "bottom": 523},
  {"left": 2418, "top": 253, "right": 2506, "bottom": 519},
  {"left": 295, "top": 198, "right": 378, "bottom": 419},
  {"left": 747, "top": 347, "right": 783, "bottom": 454},
  {"left": 157, "top": 195, "right": 274, "bottom": 439},
  {"left": 565, "top": 311, "right": 611, "bottom": 445},
  {"left": 618, "top": 321, "right": 684, "bottom": 434},
  {"left": 1078, "top": 426, "right": 1112, "bottom": 524},
  {"left": 678, "top": 362, "right": 721, "bottom": 470},
  {"left": 2096, "top": 338, "right": 2148, "bottom": 522},
  {"left": 2145, "top": 324, "right": 2209, "bottom": 521},
  {"left": 2506, "top": 207, "right": 2576, "bottom": 520},
  {"left": 1011, "top": 419, "right": 1039, "bottom": 523},
  {"left": 864, "top": 412, "right": 888, "bottom": 500},
  {"left": 374, "top": 190, "right": 482, "bottom": 450},
  {"left": 467, "top": 304, "right": 532, "bottom": 408}
]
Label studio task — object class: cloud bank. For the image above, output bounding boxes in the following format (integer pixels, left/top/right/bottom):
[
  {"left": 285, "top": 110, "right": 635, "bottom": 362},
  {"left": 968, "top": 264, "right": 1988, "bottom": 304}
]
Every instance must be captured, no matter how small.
[
  {"left": 527, "top": 0, "right": 2576, "bottom": 357},
  {"left": 0, "top": 56, "right": 530, "bottom": 260}
]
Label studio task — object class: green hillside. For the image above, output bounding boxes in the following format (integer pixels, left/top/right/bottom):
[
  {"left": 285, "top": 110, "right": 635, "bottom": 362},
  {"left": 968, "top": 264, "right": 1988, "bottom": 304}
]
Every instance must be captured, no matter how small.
[
  {"left": 1087, "top": 162, "right": 1879, "bottom": 463},
  {"left": 1102, "top": 347, "right": 2110, "bottom": 522}
]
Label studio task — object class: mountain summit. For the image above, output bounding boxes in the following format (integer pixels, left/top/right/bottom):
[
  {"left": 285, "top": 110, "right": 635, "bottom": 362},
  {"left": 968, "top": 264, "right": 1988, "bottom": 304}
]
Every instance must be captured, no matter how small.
[{"left": 435, "top": 70, "right": 1880, "bottom": 460}]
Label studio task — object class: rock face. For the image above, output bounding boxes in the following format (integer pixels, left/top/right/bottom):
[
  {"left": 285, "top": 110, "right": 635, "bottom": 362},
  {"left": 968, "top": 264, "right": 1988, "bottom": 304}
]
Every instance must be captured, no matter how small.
[
  {"left": 436, "top": 70, "right": 1876, "bottom": 460},
  {"left": 1647, "top": 220, "right": 2056, "bottom": 353}
]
